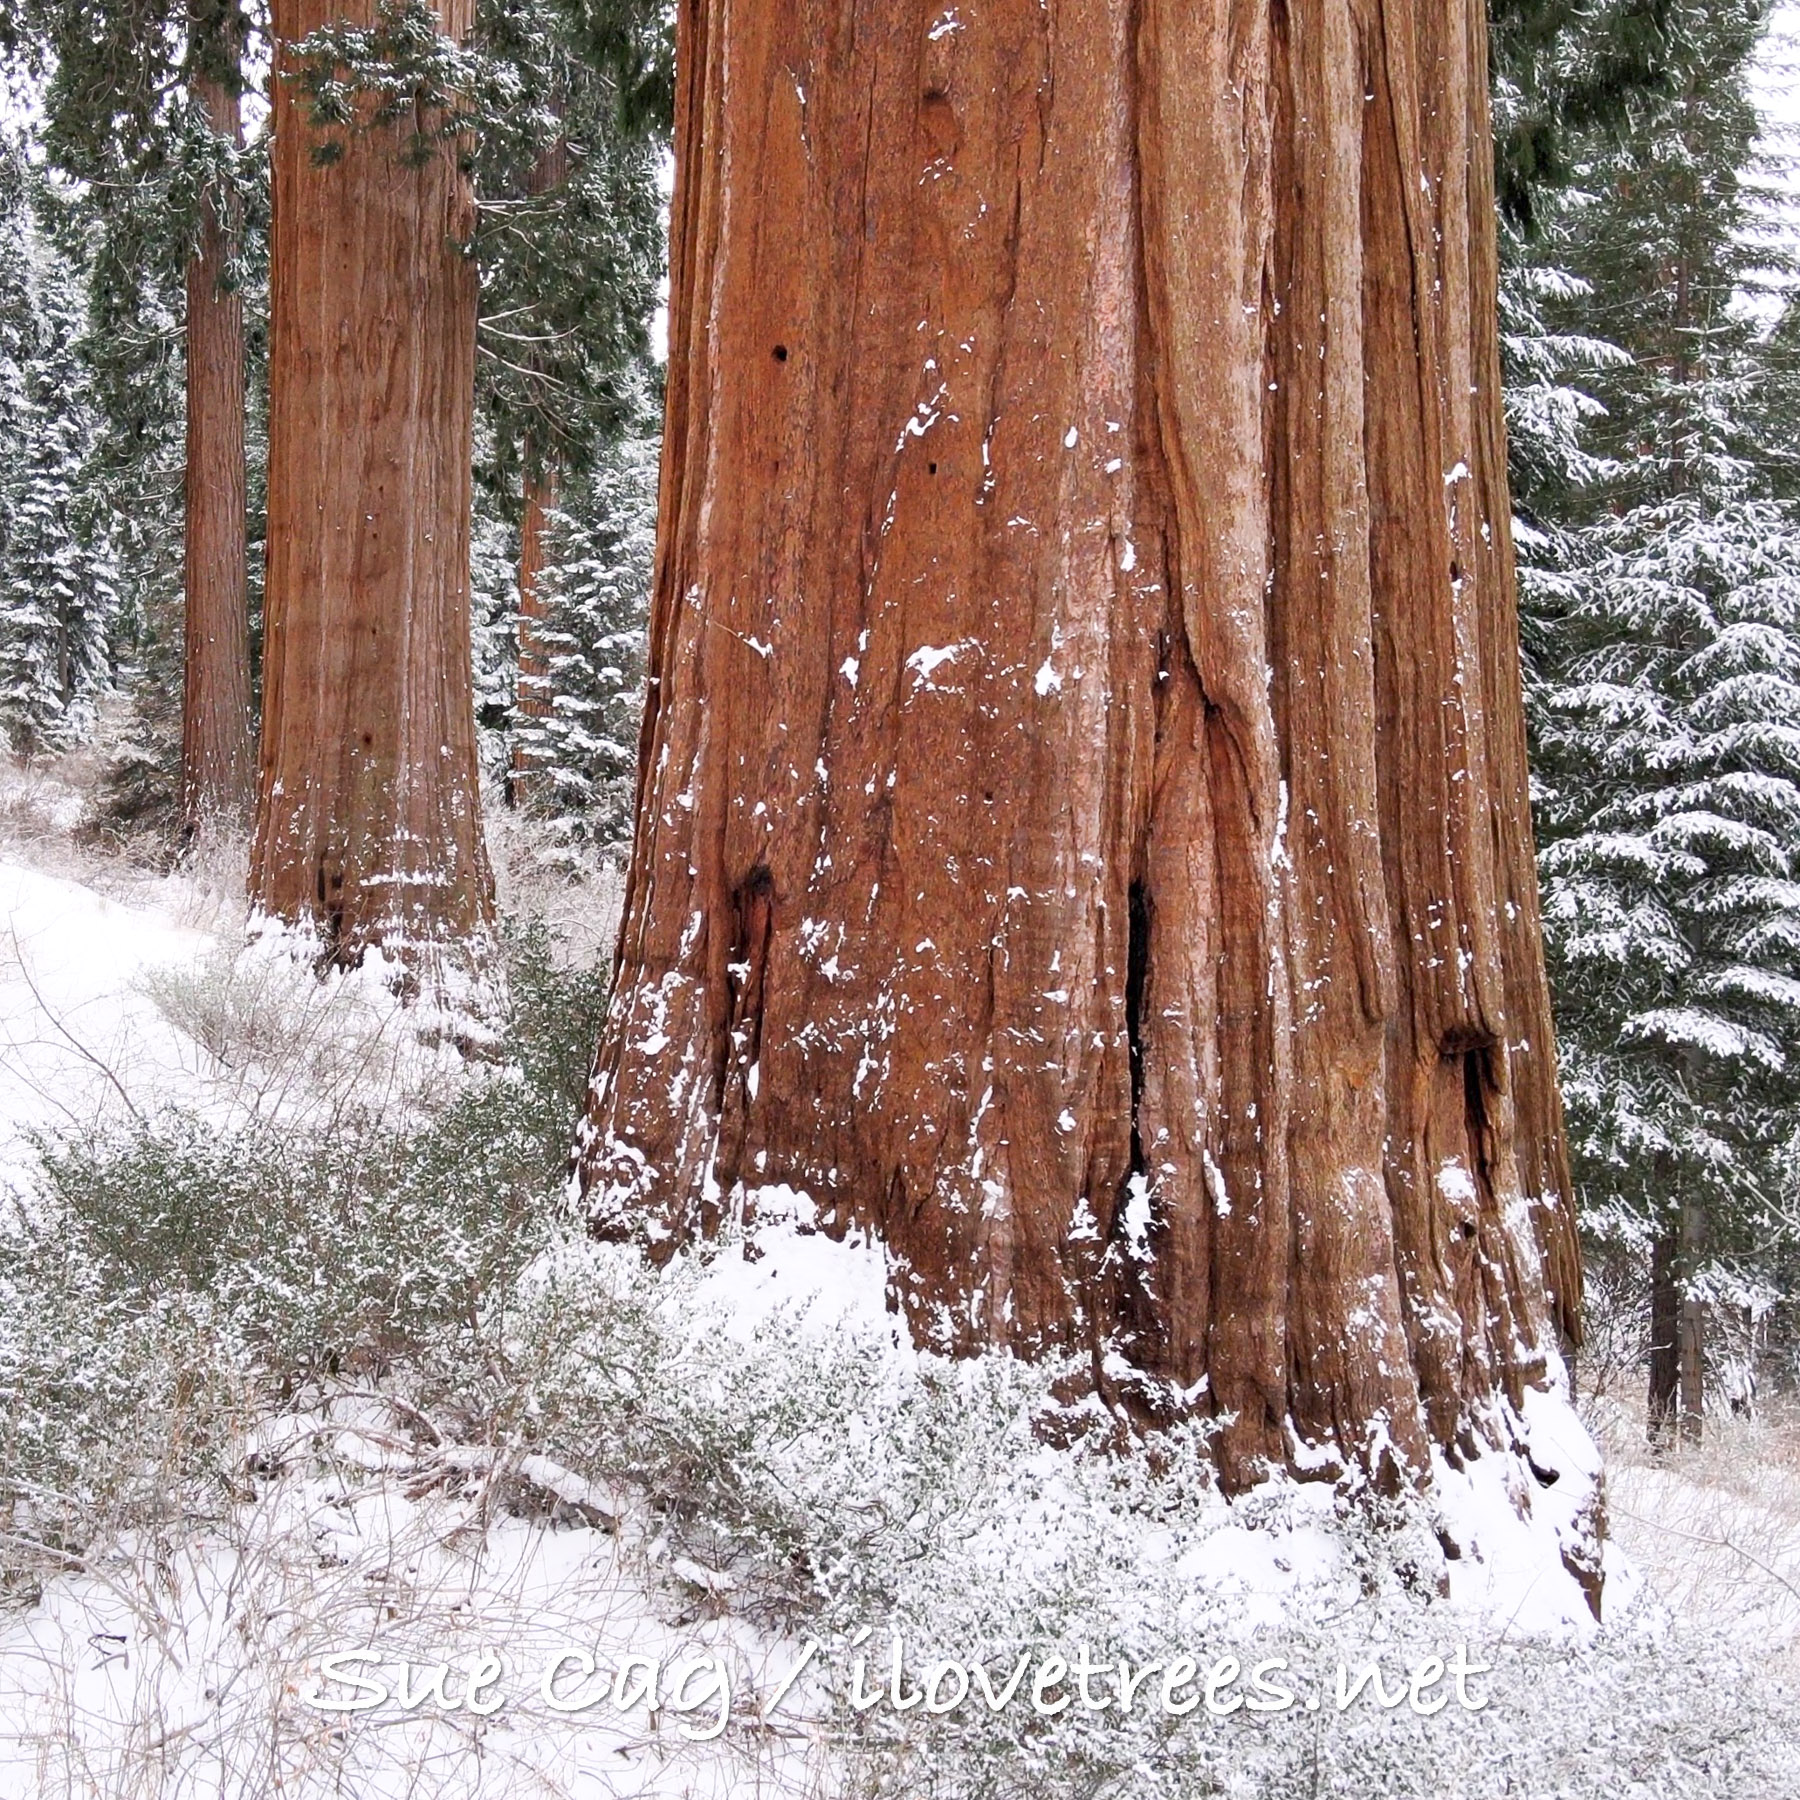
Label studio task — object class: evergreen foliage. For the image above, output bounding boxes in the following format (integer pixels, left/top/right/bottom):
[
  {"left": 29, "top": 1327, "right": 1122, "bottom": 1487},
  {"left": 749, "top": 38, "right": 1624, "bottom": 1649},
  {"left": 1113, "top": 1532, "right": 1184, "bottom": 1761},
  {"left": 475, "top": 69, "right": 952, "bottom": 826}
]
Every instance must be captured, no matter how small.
[
  {"left": 4, "top": 0, "right": 264, "bottom": 822},
  {"left": 1490, "top": 0, "right": 1680, "bottom": 231},
  {"left": 1508, "top": 0, "right": 1800, "bottom": 1395},
  {"left": 512, "top": 424, "right": 658, "bottom": 856},
  {"left": 0, "top": 145, "right": 122, "bottom": 757}
]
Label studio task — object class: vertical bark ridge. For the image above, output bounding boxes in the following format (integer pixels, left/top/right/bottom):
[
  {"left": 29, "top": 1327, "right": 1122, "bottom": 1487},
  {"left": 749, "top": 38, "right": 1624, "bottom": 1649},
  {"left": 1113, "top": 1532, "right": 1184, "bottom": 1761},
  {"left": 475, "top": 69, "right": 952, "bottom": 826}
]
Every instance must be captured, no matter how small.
[
  {"left": 579, "top": 0, "right": 1581, "bottom": 1490},
  {"left": 1457, "top": 0, "right": 1581, "bottom": 1360},
  {"left": 255, "top": 0, "right": 493, "bottom": 986}
]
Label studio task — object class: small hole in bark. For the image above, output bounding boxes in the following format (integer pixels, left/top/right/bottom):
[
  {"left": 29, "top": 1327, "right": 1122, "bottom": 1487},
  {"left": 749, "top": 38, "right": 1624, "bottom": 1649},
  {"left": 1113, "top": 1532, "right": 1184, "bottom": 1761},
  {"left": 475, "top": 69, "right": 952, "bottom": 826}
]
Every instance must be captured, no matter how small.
[
  {"left": 361, "top": 732, "right": 372, "bottom": 747},
  {"left": 772, "top": 344, "right": 788, "bottom": 362},
  {"left": 1450, "top": 559, "right": 1463, "bottom": 584},
  {"left": 928, "top": 461, "right": 938, "bottom": 474}
]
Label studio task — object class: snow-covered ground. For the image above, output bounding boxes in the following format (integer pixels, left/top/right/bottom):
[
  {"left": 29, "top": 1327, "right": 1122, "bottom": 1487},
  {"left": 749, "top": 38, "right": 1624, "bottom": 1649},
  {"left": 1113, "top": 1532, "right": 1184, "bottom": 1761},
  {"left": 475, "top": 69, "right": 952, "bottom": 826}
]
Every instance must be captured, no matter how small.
[
  {"left": 2, "top": 797, "right": 1800, "bottom": 1796},
  {"left": 0, "top": 857, "right": 215, "bottom": 1184},
  {"left": 0, "top": 1433, "right": 828, "bottom": 1799},
  {"left": 0, "top": 778, "right": 485, "bottom": 1192}
]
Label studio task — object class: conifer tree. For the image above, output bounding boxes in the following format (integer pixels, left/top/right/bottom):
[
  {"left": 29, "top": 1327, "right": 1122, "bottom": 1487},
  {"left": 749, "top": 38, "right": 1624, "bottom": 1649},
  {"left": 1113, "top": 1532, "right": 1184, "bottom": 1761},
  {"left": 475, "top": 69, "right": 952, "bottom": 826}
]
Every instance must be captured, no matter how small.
[
  {"left": 253, "top": 0, "right": 493, "bottom": 989},
  {"left": 0, "top": 153, "right": 122, "bottom": 757},
  {"left": 461, "top": 4, "right": 662, "bottom": 807},
  {"left": 512, "top": 423, "right": 657, "bottom": 854},
  {"left": 1519, "top": 0, "right": 1800, "bottom": 1438},
  {"left": 253, "top": 0, "right": 664, "bottom": 981},
  {"left": 579, "top": 0, "right": 1586, "bottom": 1523}
]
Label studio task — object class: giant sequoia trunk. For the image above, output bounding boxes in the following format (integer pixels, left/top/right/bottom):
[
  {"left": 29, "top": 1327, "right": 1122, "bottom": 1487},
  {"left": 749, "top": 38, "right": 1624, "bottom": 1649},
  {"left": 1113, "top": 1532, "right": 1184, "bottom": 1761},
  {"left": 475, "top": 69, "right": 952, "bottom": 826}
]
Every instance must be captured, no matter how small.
[
  {"left": 254, "top": 0, "right": 493, "bottom": 977},
  {"left": 181, "top": 14, "right": 254, "bottom": 831},
  {"left": 579, "top": 0, "right": 1583, "bottom": 1490}
]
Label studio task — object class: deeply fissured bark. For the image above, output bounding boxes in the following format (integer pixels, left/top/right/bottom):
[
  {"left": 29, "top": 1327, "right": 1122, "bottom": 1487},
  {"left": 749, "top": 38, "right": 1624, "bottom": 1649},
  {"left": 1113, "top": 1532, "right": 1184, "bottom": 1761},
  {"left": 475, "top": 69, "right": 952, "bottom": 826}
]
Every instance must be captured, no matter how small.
[
  {"left": 254, "top": 0, "right": 493, "bottom": 974},
  {"left": 580, "top": 0, "right": 1581, "bottom": 1489}
]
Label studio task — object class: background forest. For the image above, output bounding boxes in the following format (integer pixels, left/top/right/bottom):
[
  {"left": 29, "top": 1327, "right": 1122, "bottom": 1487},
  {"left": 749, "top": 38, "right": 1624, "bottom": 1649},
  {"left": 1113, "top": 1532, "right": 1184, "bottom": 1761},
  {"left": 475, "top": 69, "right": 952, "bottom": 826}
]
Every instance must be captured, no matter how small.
[{"left": 3, "top": 1, "right": 1800, "bottom": 1795}]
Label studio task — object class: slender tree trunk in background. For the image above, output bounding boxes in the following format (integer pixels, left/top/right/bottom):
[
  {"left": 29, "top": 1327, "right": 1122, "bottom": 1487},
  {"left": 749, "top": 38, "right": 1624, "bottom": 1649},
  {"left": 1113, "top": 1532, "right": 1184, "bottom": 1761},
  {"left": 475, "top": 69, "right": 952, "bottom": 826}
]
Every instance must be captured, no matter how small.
[
  {"left": 509, "top": 457, "right": 557, "bottom": 804},
  {"left": 1678, "top": 1196, "right": 1705, "bottom": 1445},
  {"left": 581, "top": 0, "right": 1581, "bottom": 1493},
  {"left": 181, "top": 7, "right": 254, "bottom": 833},
  {"left": 255, "top": 0, "right": 493, "bottom": 983},
  {"left": 1648, "top": 1212, "right": 1680, "bottom": 1447},
  {"left": 508, "top": 136, "right": 570, "bottom": 808}
]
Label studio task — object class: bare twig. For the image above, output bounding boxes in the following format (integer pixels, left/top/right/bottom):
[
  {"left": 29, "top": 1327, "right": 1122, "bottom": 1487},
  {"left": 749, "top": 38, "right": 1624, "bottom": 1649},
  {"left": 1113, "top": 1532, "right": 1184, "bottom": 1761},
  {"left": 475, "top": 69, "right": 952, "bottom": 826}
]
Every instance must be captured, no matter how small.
[{"left": 6, "top": 921, "right": 145, "bottom": 1125}]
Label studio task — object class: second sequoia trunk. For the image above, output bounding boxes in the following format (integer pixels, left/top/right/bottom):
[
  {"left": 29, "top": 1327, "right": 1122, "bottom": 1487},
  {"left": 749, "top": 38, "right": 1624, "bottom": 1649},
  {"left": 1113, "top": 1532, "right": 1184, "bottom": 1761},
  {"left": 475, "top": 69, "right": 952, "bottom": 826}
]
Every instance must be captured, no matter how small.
[
  {"left": 254, "top": 0, "right": 493, "bottom": 977},
  {"left": 580, "top": 0, "right": 1582, "bottom": 1488}
]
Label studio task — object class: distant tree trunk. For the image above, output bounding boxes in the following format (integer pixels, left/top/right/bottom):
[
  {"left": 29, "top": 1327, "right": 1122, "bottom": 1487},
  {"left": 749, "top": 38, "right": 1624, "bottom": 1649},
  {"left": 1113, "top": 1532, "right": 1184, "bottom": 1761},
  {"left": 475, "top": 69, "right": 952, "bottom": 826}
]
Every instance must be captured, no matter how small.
[
  {"left": 508, "top": 135, "right": 570, "bottom": 808},
  {"left": 580, "top": 0, "right": 1581, "bottom": 1491},
  {"left": 509, "top": 457, "right": 557, "bottom": 805},
  {"left": 1678, "top": 1196, "right": 1705, "bottom": 1445},
  {"left": 181, "top": 6, "right": 254, "bottom": 833},
  {"left": 255, "top": 0, "right": 493, "bottom": 980},
  {"left": 1648, "top": 1211, "right": 1680, "bottom": 1447}
]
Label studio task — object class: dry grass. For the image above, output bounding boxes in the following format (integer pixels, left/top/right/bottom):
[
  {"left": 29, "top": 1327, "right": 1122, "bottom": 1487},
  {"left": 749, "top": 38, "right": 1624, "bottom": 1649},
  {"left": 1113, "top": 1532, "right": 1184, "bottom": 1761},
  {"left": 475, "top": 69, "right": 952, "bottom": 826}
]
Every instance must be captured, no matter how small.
[
  {"left": 480, "top": 779, "right": 626, "bottom": 971},
  {"left": 0, "top": 1391, "right": 833, "bottom": 1800},
  {"left": 1583, "top": 1385, "right": 1800, "bottom": 1676}
]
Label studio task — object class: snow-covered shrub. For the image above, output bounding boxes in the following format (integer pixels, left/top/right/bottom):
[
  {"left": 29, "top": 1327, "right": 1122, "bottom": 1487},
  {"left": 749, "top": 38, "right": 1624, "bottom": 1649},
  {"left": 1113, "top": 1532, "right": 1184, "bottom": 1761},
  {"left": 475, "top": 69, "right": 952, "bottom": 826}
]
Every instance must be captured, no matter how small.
[
  {"left": 0, "top": 918, "right": 607, "bottom": 1589},
  {"left": 7, "top": 1138, "right": 1800, "bottom": 1794},
  {"left": 0, "top": 1237, "right": 242, "bottom": 1610}
]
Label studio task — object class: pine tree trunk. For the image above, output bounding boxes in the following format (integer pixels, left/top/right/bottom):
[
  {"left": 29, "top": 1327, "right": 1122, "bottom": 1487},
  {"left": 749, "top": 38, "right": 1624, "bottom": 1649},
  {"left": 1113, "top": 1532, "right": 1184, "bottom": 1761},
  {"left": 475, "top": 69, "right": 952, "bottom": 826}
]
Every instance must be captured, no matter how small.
[
  {"left": 181, "top": 27, "right": 254, "bottom": 833},
  {"left": 580, "top": 0, "right": 1581, "bottom": 1487},
  {"left": 255, "top": 0, "right": 493, "bottom": 979},
  {"left": 1678, "top": 1195, "right": 1705, "bottom": 1445},
  {"left": 507, "top": 136, "right": 569, "bottom": 807},
  {"left": 1648, "top": 1210, "right": 1680, "bottom": 1447}
]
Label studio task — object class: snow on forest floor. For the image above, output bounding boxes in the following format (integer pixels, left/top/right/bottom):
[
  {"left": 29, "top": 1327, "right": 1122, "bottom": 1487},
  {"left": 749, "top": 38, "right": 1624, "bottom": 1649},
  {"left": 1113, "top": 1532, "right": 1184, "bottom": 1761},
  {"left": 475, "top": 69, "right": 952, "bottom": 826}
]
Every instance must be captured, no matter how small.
[
  {"left": 1594, "top": 1395, "right": 1800, "bottom": 1676},
  {"left": 3, "top": 766, "right": 1800, "bottom": 1796},
  {"left": 0, "top": 761, "right": 469, "bottom": 1185}
]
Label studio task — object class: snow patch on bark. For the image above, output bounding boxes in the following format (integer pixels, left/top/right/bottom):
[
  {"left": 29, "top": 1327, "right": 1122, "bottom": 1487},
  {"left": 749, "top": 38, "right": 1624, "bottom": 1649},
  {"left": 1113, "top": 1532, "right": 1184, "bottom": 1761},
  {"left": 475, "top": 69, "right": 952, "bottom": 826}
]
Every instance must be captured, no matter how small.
[{"left": 904, "top": 642, "right": 971, "bottom": 690}]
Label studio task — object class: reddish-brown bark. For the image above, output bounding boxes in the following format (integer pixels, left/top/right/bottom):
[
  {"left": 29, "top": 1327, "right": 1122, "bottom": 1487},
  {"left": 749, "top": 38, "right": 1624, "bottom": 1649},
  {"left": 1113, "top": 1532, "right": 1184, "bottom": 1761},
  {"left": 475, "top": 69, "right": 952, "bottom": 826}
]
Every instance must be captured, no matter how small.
[
  {"left": 181, "top": 47, "right": 254, "bottom": 832},
  {"left": 254, "top": 0, "right": 493, "bottom": 978},
  {"left": 579, "top": 0, "right": 1581, "bottom": 1491},
  {"left": 507, "top": 136, "right": 570, "bottom": 807},
  {"left": 509, "top": 461, "right": 557, "bottom": 804}
]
